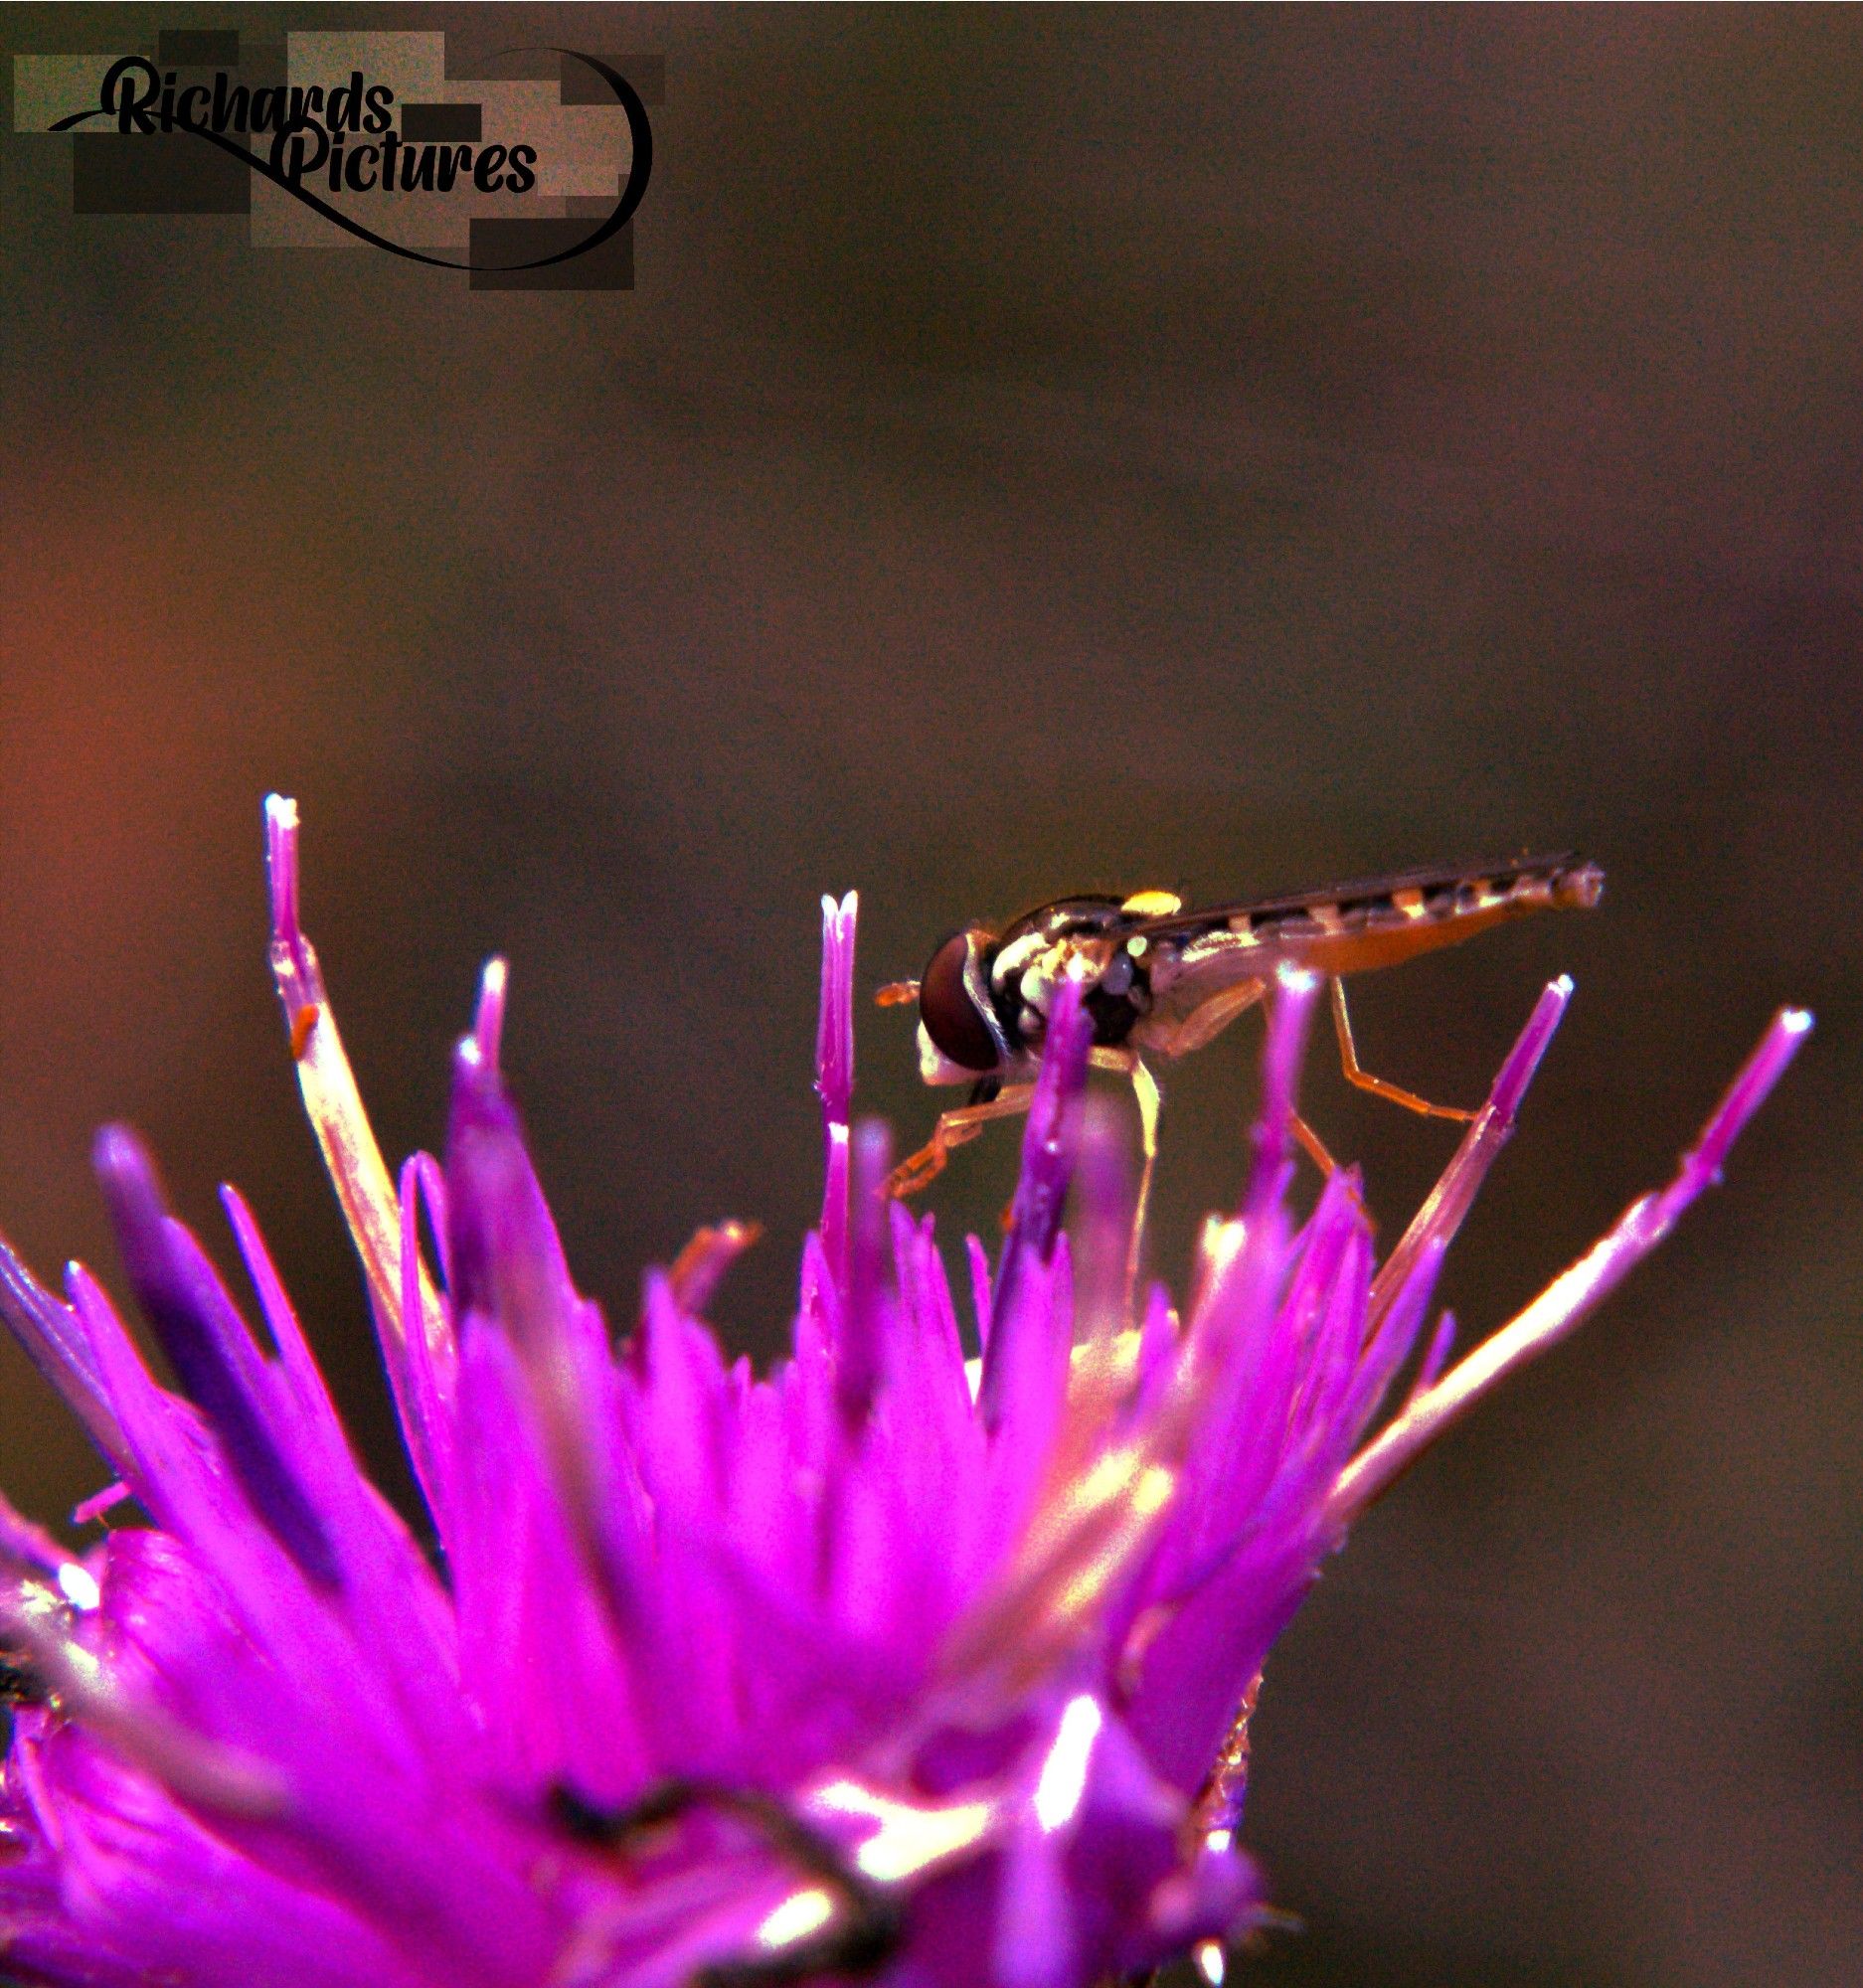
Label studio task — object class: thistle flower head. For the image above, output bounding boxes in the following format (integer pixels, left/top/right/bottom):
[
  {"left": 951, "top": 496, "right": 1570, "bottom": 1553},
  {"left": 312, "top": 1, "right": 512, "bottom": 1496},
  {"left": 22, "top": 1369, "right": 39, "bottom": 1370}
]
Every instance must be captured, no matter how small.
[{"left": 0, "top": 803, "right": 1806, "bottom": 1988}]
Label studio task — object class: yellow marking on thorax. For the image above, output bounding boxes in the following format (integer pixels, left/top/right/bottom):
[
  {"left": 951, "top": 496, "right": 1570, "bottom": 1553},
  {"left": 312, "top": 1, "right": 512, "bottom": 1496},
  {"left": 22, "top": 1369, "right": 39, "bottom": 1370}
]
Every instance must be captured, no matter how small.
[{"left": 1121, "top": 889, "right": 1183, "bottom": 918}]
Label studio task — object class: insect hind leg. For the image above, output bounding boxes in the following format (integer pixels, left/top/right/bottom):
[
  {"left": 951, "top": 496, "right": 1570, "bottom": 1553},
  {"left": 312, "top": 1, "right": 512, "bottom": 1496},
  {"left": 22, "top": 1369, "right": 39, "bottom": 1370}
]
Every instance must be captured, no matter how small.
[{"left": 1330, "top": 979, "right": 1475, "bottom": 1122}]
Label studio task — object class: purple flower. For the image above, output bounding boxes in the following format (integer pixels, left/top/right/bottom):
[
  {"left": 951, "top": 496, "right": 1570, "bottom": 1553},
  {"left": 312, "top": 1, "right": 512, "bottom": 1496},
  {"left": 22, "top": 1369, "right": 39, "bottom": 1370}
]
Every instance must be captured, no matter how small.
[{"left": 0, "top": 799, "right": 1807, "bottom": 1988}]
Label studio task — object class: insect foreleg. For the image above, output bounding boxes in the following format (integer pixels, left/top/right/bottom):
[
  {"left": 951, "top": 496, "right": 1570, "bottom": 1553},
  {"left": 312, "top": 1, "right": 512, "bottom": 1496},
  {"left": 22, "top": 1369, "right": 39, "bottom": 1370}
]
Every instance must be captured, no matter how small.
[
  {"left": 887, "top": 1083, "right": 1037, "bottom": 1199},
  {"left": 1330, "top": 979, "right": 1475, "bottom": 1123}
]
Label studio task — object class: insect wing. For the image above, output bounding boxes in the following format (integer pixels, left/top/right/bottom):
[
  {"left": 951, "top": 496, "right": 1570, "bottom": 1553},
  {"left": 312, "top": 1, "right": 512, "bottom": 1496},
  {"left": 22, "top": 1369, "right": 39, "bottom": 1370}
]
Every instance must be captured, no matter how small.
[{"left": 1123, "top": 854, "right": 1585, "bottom": 941}]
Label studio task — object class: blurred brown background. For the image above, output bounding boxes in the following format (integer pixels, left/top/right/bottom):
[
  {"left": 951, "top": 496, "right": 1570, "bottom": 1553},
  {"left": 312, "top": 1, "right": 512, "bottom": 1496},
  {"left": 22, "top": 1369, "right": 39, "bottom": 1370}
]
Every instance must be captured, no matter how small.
[{"left": 1, "top": 6, "right": 1857, "bottom": 1983}]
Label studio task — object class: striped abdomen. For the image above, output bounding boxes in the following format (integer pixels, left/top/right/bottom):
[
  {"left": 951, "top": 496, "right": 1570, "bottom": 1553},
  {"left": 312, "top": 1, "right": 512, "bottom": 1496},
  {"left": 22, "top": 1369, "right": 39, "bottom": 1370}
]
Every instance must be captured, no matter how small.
[{"left": 1161, "top": 855, "right": 1604, "bottom": 983}]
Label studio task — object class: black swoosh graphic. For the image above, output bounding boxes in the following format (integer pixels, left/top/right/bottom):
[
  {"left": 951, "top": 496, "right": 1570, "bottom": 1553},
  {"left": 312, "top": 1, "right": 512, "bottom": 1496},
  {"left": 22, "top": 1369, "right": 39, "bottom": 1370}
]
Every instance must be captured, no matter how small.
[{"left": 51, "top": 48, "right": 651, "bottom": 272}]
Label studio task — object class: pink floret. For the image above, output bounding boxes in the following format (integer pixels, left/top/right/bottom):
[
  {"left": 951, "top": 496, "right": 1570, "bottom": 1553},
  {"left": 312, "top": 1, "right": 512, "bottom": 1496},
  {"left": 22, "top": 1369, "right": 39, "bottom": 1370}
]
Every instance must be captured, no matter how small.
[{"left": 0, "top": 805, "right": 1807, "bottom": 1988}]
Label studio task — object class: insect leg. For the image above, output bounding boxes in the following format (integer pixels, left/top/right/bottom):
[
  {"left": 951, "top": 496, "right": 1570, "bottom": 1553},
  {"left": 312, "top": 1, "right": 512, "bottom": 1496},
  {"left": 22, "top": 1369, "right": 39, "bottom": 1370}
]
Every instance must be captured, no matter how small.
[
  {"left": 1163, "top": 977, "right": 1268, "bottom": 1058},
  {"left": 1091, "top": 1046, "right": 1161, "bottom": 1311},
  {"left": 1330, "top": 978, "right": 1475, "bottom": 1122},
  {"left": 887, "top": 1083, "right": 1037, "bottom": 1198},
  {"left": 1128, "top": 1057, "right": 1161, "bottom": 1306},
  {"left": 1289, "top": 1110, "right": 1346, "bottom": 1179},
  {"left": 668, "top": 1220, "right": 763, "bottom": 1313}
]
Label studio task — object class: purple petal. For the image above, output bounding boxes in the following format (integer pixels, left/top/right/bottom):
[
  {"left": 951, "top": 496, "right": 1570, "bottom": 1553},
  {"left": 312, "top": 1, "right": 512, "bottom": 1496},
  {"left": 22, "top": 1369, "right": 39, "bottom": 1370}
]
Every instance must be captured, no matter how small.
[
  {"left": 1242, "top": 968, "right": 1321, "bottom": 1223},
  {"left": 1366, "top": 975, "right": 1570, "bottom": 1336},
  {"left": 979, "top": 975, "right": 1092, "bottom": 1432},
  {"left": 93, "top": 1127, "right": 338, "bottom": 1588},
  {"left": 0, "top": 1234, "right": 127, "bottom": 1472},
  {"left": 1334, "top": 1005, "right": 1811, "bottom": 1522},
  {"left": 816, "top": 892, "right": 858, "bottom": 1283},
  {"left": 835, "top": 1119, "right": 892, "bottom": 1427}
]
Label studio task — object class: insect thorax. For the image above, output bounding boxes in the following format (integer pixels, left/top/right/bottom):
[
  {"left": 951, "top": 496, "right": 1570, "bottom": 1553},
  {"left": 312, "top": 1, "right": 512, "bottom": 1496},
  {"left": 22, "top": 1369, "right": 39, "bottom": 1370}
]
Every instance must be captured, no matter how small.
[{"left": 984, "top": 898, "right": 1154, "bottom": 1056}]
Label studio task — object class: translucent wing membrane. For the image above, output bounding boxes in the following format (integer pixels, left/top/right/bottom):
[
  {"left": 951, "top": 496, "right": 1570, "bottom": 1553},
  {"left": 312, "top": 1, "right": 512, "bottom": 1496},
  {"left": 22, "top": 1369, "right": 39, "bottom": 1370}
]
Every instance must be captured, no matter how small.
[{"left": 1123, "top": 853, "right": 1597, "bottom": 938}]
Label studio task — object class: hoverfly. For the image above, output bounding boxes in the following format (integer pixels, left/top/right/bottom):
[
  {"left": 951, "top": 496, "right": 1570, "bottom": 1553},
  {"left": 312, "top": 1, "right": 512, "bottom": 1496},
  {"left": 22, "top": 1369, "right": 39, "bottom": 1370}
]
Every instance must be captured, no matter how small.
[{"left": 879, "top": 854, "right": 1604, "bottom": 1203}]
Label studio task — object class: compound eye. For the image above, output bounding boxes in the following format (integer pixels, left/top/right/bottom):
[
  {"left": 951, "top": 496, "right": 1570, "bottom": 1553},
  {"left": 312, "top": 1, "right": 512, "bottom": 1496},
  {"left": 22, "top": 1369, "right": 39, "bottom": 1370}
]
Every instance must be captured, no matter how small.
[{"left": 919, "top": 930, "right": 1000, "bottom": 1073}]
